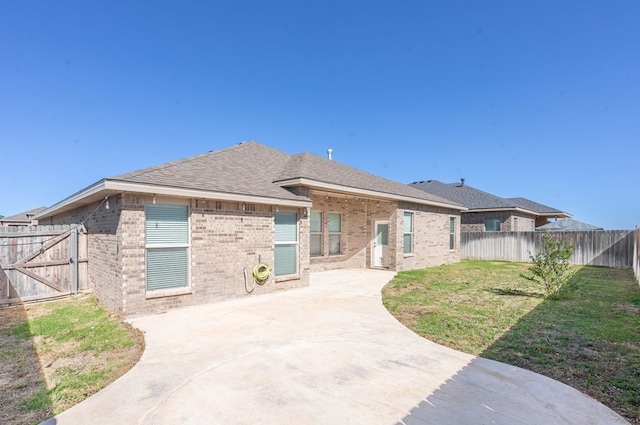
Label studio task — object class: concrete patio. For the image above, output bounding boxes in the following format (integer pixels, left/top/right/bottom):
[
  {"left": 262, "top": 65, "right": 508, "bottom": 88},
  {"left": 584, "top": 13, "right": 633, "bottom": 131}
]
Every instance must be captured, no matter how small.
[{"left": 42, "top": 269, "right": 628, "bottom": 424}]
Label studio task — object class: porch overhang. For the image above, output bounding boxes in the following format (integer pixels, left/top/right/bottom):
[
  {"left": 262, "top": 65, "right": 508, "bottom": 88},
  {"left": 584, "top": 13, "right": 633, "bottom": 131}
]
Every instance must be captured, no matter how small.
[{"left": 276, "top": 178, "right": 467, "bottom": 211}]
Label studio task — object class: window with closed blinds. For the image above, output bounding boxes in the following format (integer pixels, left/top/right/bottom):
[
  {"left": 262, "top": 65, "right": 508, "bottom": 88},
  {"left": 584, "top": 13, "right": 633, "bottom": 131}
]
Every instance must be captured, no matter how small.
[
  {"left": 328, "top": 212, "right": 341, "bottom": 255},
  {"left": 145, "top": 204, "right": 189, "bottom": 291},
  {"left": 403, "top": 212, "right": 413, "bottom": 254},
  {"left": 275, "top": 211, "right": 298, "bottom": 276},
  {"left": 310, "top": 211, "right": 322, "bottom": 256},
  {"left": 449, "top": 217, "right": 456, "bottom": 250}
]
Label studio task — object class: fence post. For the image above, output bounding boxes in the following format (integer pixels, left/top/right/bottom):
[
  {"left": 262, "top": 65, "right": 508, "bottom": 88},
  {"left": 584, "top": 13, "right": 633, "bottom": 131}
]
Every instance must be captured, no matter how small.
[{"left": 72, "top": 225, "right": 79, "bottom": 296}]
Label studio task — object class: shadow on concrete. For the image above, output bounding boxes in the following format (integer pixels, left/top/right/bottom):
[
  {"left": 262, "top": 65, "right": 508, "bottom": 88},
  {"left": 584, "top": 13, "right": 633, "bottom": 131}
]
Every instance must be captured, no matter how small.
[{"left": 397, "top": 267, "right": 635, "bottom": 425}]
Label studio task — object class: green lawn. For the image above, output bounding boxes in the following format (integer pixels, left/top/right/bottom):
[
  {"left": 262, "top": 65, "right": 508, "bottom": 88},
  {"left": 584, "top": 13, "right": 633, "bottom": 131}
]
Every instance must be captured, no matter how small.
[
  {"left": 382, "top": 260, "right": 640, "bottom": 424},
  {"left": 0, "top": 296, "right": 144, "bottom": 425}
]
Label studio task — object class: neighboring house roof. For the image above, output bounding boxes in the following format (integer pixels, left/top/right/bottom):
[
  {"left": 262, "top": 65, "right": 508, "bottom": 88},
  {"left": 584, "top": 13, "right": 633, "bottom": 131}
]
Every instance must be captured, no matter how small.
[
  {"left": 408, "top": 180, "right": 514, "bottom": 210},
  {"left": 0, "top": 206, "right": 47, "bottom": 225},
  {"left": 536, "top": 218, "right": 603, "bottom": 231},
  {"left": 37, "top": 142, "right": 464, "bottom": 220},
  {"left": 505, "top": 197, "right": 567, "bottom": 216},
  {"left": 409, "top": 180, "right": 571, "bottom": 218}
]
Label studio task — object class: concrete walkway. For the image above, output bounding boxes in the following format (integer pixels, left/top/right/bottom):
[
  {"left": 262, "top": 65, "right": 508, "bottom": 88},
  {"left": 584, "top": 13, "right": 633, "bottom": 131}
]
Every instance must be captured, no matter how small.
[{"left": 43, "top": 269, "right": 628, "bottom": 425}]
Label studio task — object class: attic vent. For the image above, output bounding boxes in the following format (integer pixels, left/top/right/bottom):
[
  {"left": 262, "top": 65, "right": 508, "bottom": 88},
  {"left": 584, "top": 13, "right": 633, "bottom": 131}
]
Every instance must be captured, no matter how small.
[{"left": 327, "top": 148, "right": 333, "bottom": 160}]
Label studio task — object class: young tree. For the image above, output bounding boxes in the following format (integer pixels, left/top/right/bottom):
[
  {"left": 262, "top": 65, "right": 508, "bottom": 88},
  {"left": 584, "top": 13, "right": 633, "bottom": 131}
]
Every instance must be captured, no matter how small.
[{"left": 525, "top": 233, "right": 576, "bottom": 298}]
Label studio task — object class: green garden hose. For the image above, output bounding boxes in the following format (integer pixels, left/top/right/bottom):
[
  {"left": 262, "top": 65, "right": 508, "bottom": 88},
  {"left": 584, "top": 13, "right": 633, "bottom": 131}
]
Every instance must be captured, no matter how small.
[{"left": 253, "top": 263, "right": 270, "bottom": 285}]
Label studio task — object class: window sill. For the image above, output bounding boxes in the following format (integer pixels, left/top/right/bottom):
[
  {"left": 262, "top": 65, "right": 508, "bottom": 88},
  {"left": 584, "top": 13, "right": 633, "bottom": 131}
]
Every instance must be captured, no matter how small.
[
  {"left": 275, "top": 274, "right": 300, "bottom": 283},
  {"left": 146, "top": 287, "right": 193, "bottom": 299},
  {"left": 403, "top": 253, "right": 415, "bottom": 258}
]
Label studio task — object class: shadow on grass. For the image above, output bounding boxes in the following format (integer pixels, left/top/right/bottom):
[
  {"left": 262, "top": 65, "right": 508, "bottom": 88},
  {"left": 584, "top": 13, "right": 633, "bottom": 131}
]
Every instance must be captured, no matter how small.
[
  {"left": 484, "top": 287, "right": 544, "bottom": 298},
  {"left": 0, "top": 302, "right": 53, "bottom": 425},
  {"left": 396, "top": 266, "right": 638, "bottom": 425}
]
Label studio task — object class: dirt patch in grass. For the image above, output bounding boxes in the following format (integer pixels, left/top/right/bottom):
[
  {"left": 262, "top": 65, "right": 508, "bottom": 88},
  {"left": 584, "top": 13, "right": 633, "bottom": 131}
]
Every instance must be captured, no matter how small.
[{"left": 0, "top": 296, "right": 144, "bottom": 425}]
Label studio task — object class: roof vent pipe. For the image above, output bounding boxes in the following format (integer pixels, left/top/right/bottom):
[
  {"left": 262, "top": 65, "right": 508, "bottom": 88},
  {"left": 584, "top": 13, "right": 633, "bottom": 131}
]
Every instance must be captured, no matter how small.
[
  {"left": 460, "top": 178, "right": 465, "bottom": 187},
  {"left": 327, "top": 148, "right": 333, "bottom": 160}
]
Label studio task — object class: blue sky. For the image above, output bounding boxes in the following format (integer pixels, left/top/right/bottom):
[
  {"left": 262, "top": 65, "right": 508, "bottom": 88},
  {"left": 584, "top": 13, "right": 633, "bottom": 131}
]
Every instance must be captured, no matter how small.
[{"left": 1, "top": 1, "right": 638, "bottom": 229}]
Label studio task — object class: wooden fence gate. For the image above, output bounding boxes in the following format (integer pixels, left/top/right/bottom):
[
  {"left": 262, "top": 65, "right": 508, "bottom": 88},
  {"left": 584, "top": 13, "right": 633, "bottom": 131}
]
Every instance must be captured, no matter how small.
[{"left": 0, "top": 225, "right": 88, "bottom": 306}]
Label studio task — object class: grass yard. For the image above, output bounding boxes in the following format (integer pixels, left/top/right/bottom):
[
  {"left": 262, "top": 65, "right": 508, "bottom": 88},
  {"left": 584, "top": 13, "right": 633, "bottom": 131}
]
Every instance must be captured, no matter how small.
[
  {"left": 0, "top": 296, "right": 144, "bottom": 425},
  {"left": 382, "top": 260, "right": 640, "bottom": 424}
]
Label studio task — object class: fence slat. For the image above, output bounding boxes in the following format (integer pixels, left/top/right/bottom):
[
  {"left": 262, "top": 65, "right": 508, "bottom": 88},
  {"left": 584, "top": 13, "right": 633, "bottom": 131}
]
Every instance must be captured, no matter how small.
[{"left": 461, "top": 230, "right": 635, "bottom": 268}]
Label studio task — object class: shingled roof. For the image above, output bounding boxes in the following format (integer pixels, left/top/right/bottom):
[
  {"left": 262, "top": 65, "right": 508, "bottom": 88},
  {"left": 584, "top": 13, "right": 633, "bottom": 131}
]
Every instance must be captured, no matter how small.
[
  {"left": 112, "top": 142, "right": 306, "bottom": 203},
  {"left": 408, "top": 180, "right": 514, "bottom": 210},
  {"left": 1, "top": 206, "right": 48, "bottom": 225},
  {"left": 409, "top": 180, "right": 570, "bottom": 217},
  {"left": 505, "top": 197, "right": 567, "bottom": 215},
  {"left": 275, "top": 152, "right": 459, "bottom": 207},
  {"left": 37, "top": 142, "right": 464, "bottom": 219}
]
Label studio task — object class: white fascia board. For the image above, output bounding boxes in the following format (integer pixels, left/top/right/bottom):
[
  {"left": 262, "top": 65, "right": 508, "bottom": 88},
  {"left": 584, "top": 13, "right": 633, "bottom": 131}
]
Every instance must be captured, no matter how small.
[
  {"left": 104, "top": 180, "right": 312, "bottom": 207},
  {"left": 469, "top": 207, "right": 538, "bottom": 215},
  {"left": 36, "top": 179, "right": 312, "bottom": 220},
  {"left": 469, "top": 207, "right": 571, "bottom": 218},
  {"left": 35, "top": 180, "right": 108, "bottom": 219},
  {"left": 276, "top": 178, "right": 467, "bottom": 211}
]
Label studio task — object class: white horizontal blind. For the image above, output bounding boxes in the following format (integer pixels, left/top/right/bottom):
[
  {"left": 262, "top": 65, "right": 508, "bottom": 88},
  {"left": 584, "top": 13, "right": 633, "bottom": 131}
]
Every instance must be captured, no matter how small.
[
  {"left": 146, "top": 204, "right": 189, "bottom": 291},
  {"left": 147, "top": 248, "right": 188, "bottom": 290},
  {"left": 146, "top": 204, "right": 189, "bottom": 245},
  {"left": 275, "top": 212, "right": 297, "bottom": 276}
]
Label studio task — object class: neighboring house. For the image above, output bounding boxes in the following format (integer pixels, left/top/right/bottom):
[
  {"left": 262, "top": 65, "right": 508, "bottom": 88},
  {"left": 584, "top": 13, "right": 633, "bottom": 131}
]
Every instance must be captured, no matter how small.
[
  {"left": 536, "top": 218, "right": 603, "bottom": 231},
  {"left": 408, "top": 179, "right": 570, "bottom": 232},
  {"left": 36, "top": 142, "right": 465, "bottom": 317},
  {"left": 0, "top": 206, "right": 47, "bottom": 226}
]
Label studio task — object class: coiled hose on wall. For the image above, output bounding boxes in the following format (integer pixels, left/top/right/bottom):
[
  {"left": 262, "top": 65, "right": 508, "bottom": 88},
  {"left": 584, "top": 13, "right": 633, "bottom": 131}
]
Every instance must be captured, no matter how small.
[{"left": 244, "top": 263, "right": 270, "bottom": 293}]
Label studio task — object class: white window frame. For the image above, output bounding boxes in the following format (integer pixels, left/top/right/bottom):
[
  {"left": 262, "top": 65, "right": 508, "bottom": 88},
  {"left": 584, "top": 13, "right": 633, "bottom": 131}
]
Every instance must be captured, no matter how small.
[
  {"left": 449, "top": 217, "right": 456, "bottom": 250},
  {"left": 310, "top": 211, "right": 323, "bottom": 257},
  {"left": 274, "top": 211, "right": 299, "bottom": 276},
  {"left": 328, "top": 212, "right": 342, "bottom": 255},
  {"left": 145, "top": 202, "right": 191, "bottom": 293},
  {"left": 403, "top": 212, "right": 414, "bottom": 254}
]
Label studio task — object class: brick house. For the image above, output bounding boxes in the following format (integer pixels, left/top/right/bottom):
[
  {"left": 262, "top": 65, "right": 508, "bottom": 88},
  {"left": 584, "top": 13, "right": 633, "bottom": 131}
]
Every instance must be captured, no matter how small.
[
  {"left": 36, "top": 142, "right": 465, "bottom": 317},
  {"left": 409, "top": 179, "right": 570, "bottom": 232}
]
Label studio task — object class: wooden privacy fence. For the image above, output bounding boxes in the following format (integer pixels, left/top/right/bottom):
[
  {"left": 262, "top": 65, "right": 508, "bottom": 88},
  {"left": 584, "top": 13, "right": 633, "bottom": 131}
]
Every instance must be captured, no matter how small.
[
  {"left": 0, "top": 225, "right": 88, "bottom": 306},
  {"left": 634, "top": 228, "right": 640, "bottom": 283},
  {"left": 461, "top": 230, "right": 635, "bottom": 268}
]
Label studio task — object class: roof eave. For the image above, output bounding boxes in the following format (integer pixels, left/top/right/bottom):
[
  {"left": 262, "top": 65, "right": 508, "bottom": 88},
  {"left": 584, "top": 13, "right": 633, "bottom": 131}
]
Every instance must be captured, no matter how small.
[
  {"left": 36, "top": 179, "right": 312, "bottom": 219},
  {"left": 468, "top": 207, "right": 572, "bottom": 218},
  {"left": 276, "top": 178, "right": 467, "bottom": 211}
]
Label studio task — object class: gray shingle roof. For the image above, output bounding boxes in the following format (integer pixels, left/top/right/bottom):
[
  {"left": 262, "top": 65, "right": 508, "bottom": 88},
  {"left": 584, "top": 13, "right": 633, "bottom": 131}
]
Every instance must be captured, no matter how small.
[
  {"left": 408, "top": 180, "right": 513, "bottom": 209},
  {"left": 276, "top": 153, "right": 459, "bottom": 206},
  {"left": 39, "top": 142, "right": 466, "bottom": 219},
  {"left": 504, "top": 197, "right": 566, "bottom": 215},
  {"left": 1, "top": 206, "right": 48, "bottom": 223},
  {"left": 111, "top": 142, "right": 308, "bottom": 203},
  {"left": 110, "top": 142, "right": 461, "bottom": 208},
  {"left": 409, "top": 180, "right": 570, "bottom": 217}
]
